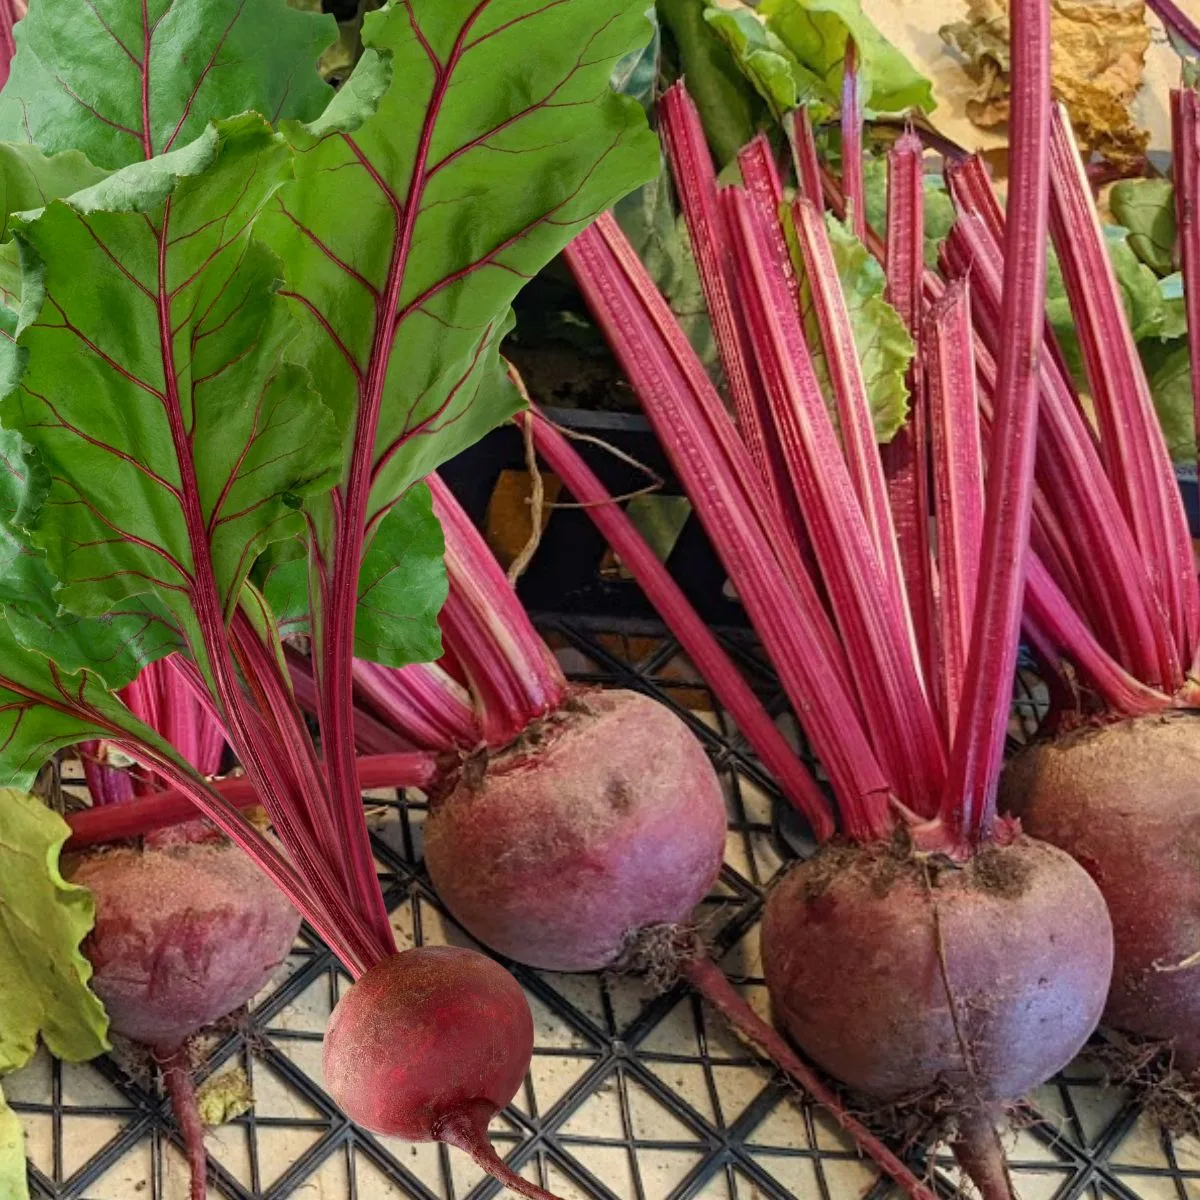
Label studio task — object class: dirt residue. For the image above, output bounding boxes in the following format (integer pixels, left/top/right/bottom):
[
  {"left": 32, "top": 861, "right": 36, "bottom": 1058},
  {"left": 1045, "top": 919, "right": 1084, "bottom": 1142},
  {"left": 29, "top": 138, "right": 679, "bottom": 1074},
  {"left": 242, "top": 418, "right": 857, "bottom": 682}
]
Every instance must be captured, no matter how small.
[{"left": 968, "top": 843, "right": 1034, "bottom": 900}]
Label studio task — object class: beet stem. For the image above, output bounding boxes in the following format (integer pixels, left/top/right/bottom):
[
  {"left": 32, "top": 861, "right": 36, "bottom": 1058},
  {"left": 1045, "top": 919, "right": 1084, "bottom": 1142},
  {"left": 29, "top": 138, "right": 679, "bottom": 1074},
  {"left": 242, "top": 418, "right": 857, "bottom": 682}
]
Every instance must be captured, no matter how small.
[
  {"left": 436, "top": 1105, "right": 565, "bottom": 1200},
  {"left": 157, "top": 1045, "right": 208, "bottom": 1200},
  {"left": 950, "top": 1110, "right": 1017, "bottom": 1200},
  {"left": 681, "top": 956, "right": 937, "bottom": 1200}
]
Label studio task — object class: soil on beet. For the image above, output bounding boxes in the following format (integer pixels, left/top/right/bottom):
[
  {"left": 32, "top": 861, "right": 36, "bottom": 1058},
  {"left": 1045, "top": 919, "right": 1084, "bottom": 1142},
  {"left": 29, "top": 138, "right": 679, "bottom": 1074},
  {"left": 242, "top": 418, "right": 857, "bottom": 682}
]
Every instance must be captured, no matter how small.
[
  {"left": 761, "top": 835, "right": 1113, "bottom": 1105},
  {"left": 1002, "top": 713, "right": 1200, "bottom": 1077},
  {"left": 425, "top": 687, "right": 728, "bottom": 972}
]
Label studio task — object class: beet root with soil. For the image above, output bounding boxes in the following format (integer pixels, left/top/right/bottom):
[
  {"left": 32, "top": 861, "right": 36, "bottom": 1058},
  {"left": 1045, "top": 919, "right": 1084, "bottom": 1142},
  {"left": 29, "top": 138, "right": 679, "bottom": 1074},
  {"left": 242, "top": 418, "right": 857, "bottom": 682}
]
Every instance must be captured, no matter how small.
[
  {"left": 761, "top": 836, "right": 1113, "bottom": 1166},
  {"left": 1003, "top": 715, "right": 1200, "bottom": 1076},
  {"left": 425, "top": 688, "right": 728, "bottom": 972},
  {"left": 69, "top": 829, "right": 301, "bottom": 1050}
]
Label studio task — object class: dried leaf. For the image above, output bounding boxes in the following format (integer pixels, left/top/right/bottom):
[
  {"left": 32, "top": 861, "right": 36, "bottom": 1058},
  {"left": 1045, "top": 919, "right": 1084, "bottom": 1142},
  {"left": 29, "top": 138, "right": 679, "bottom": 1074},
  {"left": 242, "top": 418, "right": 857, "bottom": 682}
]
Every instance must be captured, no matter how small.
[{"left": 940, "top": 0, "right": 1150, "bottom": 168}]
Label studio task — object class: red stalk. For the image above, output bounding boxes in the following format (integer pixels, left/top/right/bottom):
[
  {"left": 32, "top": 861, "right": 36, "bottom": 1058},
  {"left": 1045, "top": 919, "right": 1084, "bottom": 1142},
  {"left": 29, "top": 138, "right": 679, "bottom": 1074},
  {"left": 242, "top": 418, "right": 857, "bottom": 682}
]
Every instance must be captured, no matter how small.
[
  {"left": 722, "top": 186, "right": 946, "bottom": 814},
  {"left": 659, "top": 85, "right": 776, "bottom": 493},
  {"left": 1172, "top": 87, "right": 1200, "bottom": 671},
  {"left": 353, "top": 659, "right": 481, "bottom": 752},
  {"left": 1047, "top": 105, "right": 1200, "bottom": 661},
  {"left": 286, "top": 648, "right": 414, "bottom": 756},
  {"left": 938, "top": 0, "right": 1051, "bottom": 846},
  {"left": 881, "top": 133, "right": 937, "bottom": 683},
  {"left": 427, "top": 474, "right": 566, "bottom": 748},
  {"left": 841, "top": 39, "right": 866, "bottom": 242},
  {"left": 519, "top": 405, "right": 837, "bottom": 840},
  {"left": 788, "top": 196, "right": 921, "bottom": 689},
  {"left": 784, "top": 108, "right": 824, "bottom": 211},
  {"left": 65, "top": 752, "right": 437, "bottom": 851},
  {"left": 0, "top": 0, "right": 17, "bottom": 89},
  {"left": 943, "top": 206, "right": 1178, "bottom": 689},
  {"left": 565, "top": 216, "right": 892, "bottom": 840},
  {"left": 926, "top": 281, "right": 985, "bottom": 736}
]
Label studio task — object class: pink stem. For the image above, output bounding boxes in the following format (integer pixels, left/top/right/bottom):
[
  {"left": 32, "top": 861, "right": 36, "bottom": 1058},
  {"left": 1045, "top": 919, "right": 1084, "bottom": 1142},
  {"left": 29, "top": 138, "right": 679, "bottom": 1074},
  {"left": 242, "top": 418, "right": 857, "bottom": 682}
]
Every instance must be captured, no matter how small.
[
  {"left": 841, "top": 39, "right": 867, "bottom": 242},
  {"left": 784, "top": 108, "right": 824, "bottom": 211},
  {"left": 1047, "top": 105, "right": 1200, "bottom": 664},
  {"left": 881, "top": 132, "right": 937, "bottom": 686},
  {"left": 938, "top": 0, "right": 1051, "bottom": 846},
  {"left": 427, "top": 475, "right": 566, "bottom": 748},
  {"left": 659, "top": 85, "right": 776, "bottom": 495},
  {"left": 789, "top": 196, "right": 923, "bottom": 694},
  {"left": 353, "top": 659, "right": 480, "bottom": 751},
  {"left": 66, "top": 752, "right": 436, "bottom": 851},
  {"left": 1173, "top": 87, "right": 1200, "bottom": 672},
  {"left": 520, "top": 406, "right": 836, "bottom": 840},
  {"left": 1147, "top": 0, "right": 1200, "bottom": 54},
  {"left": 723, "top": 185, "right": 946, "bottom": 817},
  {"left": 926, "top": 281, "right": 985, "bottom": 736},
  {"left": 565, "top": 215, "right": 891, "bottom": 840}
]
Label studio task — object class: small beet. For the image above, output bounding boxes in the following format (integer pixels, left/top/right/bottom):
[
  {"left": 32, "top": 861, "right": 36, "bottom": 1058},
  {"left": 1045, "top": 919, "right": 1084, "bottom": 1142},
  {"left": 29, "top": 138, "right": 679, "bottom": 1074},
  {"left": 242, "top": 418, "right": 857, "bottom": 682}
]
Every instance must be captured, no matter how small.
[
  {"left": 425, "top": 689, "right": 727, "bottom": 971},
  {"left": 323, "top": 946, "right": 561, "bottom": 1200},
  {"left": 1003, "top": 714, "right": 1200, "bottom": 1075},
  {"left": 761, "top": 836, "right": 1112, "bottom": 1175},
  {"left": 69, "top": 831, "right": 301, "bottom": 1200},
  {"left": 70, "top": 834, "right": 301, "bottom": 1047}
]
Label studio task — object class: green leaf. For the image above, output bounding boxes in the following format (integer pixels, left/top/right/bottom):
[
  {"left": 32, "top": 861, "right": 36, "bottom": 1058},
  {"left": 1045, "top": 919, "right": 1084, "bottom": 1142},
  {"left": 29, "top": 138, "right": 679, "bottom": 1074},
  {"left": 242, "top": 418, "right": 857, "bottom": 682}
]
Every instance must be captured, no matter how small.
[
  {"left": 657, "top": 0, "right": 763, "bottom": 165},
  {"left": 259, "top": 0, "right": 659, "bottom": 558},
  {"left": 1159, "top": 272, "right": 1188, "bottom": 341},
  {"left": 1106, "top": 225, "right": 1170, "bottom": 343},
  {"left": 0, "top": 145, "right": 109, "bottom": 313},
  {"left": 759, "top": 0, "right": 935, "bottom": 116},
  {"left": 0, "top": 0, "right": 336, "bottom": 169},
  {"left": 1109, "top": 178, "right": 1177, "bottom": 277},
  {"left": 862, "top": 156, "right": 954, "bottom": 268},
  {"left": 703, "top": 1, "right": 830, "bottom": 119},
  {"left": 0, "top": 788, "right": 108, "bottom": 1073},
  {"left": 792, "top": 212, "right": 913, "bottom": 441},
  {"left": 0, "top": 1085, "right": 26, "bottom": 1200},
  {"left": 262, "top": 484, "right": 447, "bottom": 666},
  {"left": 1144, "top": 339, "right": 1194, "bottom": 464},
  {"left": 3, "top": 115, "right": 340, "bottom": 676}
]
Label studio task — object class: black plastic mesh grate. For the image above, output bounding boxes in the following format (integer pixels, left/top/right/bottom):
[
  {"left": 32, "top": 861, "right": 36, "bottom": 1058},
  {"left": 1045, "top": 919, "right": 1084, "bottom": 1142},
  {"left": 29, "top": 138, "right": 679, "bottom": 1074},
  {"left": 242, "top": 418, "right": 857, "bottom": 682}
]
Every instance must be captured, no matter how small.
[{"left": 10, "top": 615, "right": 1199, "bottom": 1200}]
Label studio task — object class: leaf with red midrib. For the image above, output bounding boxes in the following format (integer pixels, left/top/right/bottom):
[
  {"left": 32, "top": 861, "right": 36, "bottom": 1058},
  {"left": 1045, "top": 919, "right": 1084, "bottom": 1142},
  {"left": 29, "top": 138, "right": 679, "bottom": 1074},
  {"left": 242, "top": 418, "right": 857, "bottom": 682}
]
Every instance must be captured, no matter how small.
[
  {"left": 0, "top": 0, "right": 335, "bottom": 169},
  {"left": 1, "top": 115, "right": 339, "bottom": 675},
  {"left": 259, "top": 0, "right": 659, "bottom": 561}
]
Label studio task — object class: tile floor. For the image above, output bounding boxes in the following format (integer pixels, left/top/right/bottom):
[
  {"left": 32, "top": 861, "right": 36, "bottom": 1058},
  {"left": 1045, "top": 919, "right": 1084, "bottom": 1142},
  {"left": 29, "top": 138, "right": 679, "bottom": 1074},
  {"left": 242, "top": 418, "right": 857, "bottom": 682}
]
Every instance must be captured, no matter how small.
[{"left": 9, "top": 619, "right": 1200, "bottom": 1200}]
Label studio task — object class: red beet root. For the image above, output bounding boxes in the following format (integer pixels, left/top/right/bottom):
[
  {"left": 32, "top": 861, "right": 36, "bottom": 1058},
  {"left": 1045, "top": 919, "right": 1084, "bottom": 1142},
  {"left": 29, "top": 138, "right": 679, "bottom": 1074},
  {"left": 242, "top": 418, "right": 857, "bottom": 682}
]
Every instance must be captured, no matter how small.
[
  {"left": 69, "top": 833, "right": 301, "bottom": 1200},
  {"left": 323, "top": 946, "right": 560, "bottom": 1200},
  {"left": 70, "top": 834, "right": 301, "bottom": 1048},
  {"left": 761, "top": 836, "right": 1112, "bottom": 1181},
  {"left": 425, "top": 689, "right": 727, "bottom": 971},
  {"left": 1003, "top": 715, "right": 1200, "bottom": 1076}
]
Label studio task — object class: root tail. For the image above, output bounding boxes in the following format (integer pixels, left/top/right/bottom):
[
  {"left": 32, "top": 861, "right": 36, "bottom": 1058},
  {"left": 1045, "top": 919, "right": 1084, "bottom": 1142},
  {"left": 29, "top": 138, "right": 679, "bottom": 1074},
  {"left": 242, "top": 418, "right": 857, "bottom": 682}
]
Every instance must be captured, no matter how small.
[
  {"left": 682, "top": 956, "right": 938, "bottom": 1200},
  {"left": 437, "top": 1105, "right": 564, "bottom": 1200},
  {"left": 951, "top": 1109, "right": 1017, "bottom": 1200},
  {"left": 157, "top": 1044, "right": 208, "bottom": 1200}
]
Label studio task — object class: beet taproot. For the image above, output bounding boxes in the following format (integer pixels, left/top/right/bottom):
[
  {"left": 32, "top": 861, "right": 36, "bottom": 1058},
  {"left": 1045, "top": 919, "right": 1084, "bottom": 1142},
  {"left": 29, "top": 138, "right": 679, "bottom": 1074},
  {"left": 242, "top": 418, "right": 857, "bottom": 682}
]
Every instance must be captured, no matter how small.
[
  {"left": 425, "top": 689, "right": 727, "bottom": 971},
  {"left": 1003, "top": 714, "right": 1200, "bottom": 1075},
  {"left": 761, "top": 835, "right": 1112, "bottom": 1192},
  {"left": 324, "top": 945, "right": 562, "bottom": 1200}
]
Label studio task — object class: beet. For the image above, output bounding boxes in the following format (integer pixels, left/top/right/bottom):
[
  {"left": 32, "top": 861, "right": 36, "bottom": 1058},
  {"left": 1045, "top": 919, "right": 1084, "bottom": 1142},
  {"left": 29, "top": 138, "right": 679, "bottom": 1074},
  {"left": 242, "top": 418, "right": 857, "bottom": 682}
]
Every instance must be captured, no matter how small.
[
  {"left": 323, "top": 945, "right": 560, "bottom": 1200},
  {"left": 70, "top": 833, "right": 301, "bottom": 1048},
  {"left": 425, "top": 689, "right": 727, "bottom": 971},
  {"left": 1002, "top": 714, "right": 1200, "bottom": 1075},
  {"left": 762, "top": 836, "right": 1112, "bottom": 1194}
]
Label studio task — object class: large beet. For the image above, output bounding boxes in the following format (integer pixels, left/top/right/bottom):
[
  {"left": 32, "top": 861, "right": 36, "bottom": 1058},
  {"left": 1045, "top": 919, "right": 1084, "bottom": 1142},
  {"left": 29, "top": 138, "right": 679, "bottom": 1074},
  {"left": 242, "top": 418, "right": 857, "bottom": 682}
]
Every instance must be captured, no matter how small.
[
  {"left": 70, "top": 834, "right": 301, "bottom": 1048},
  {"left": 761, "top": 837, "right": 1112, "bottom": 1104},
  {"left": 425, "top": 688, "right": 727, "bottom": 971},
  {"left": 1002, "top": 714, "right": 1200, "bottom": 1074}
]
